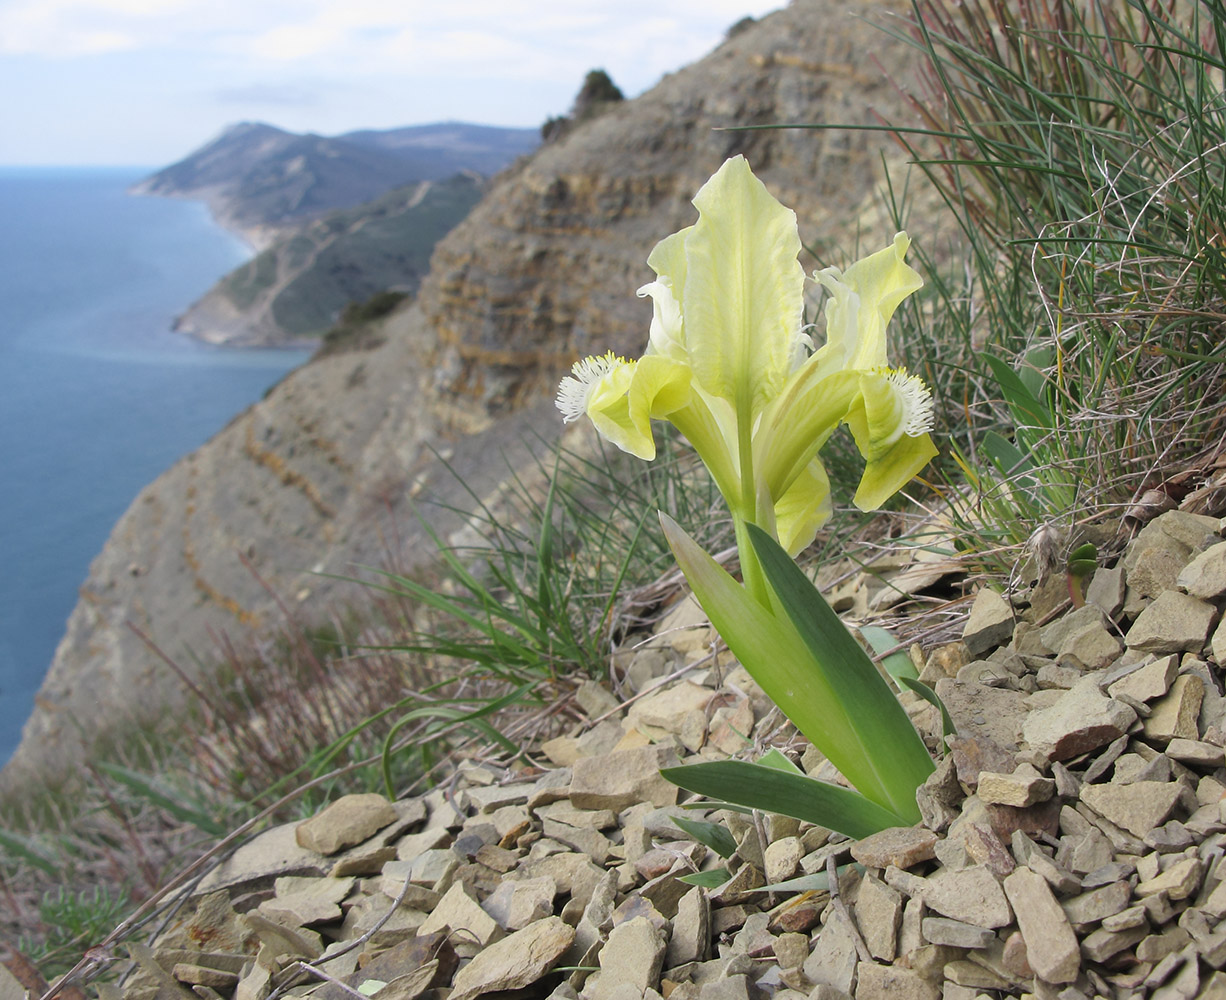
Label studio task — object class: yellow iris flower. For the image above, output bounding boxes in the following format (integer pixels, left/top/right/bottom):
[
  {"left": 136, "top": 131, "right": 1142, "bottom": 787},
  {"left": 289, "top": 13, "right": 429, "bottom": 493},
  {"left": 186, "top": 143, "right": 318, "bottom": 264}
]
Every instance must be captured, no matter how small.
[{"left": 556, "top": 155, "right": 936, "bottom": 555}]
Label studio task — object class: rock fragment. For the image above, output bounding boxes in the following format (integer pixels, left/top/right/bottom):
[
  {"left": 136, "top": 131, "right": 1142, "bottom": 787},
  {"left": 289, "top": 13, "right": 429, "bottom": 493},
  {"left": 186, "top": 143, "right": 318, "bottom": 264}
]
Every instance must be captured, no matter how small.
[
  {"left": 1080, "top": 780, "right": 1183, "bottom": 838},
  {"left": 962, "top": 588, "right": 1014, "bottom": 656},
  {"left": 450, "top": 916, "right": 574, "bottom": 1000},
  {"left": 855, "top": 874, "right": 903, "bottom": 961},
  {"left": 1002, "top": 866, "right": 1080, "bottom": 983},
  {"left": 884, "top": 865, "right": 1012, "bottom": 928},
  {"left": 977, "top": 764, "right": 1055, "bottom": 807},
  {"left": 584, "top": 916, "right": 665, "bottom": 1000},
  {"left": 851, "top": 827, "right": 937, "bottom": 870},
  {"left": 1126, "top": 591, "right": 1218, "bottom": 654},
  {"left": 1021, "top": 675, "right": 1137, "bottom": 762},
  {"left": 1144, "top": 673, "right": 1206, "bottom": 743},
  {"left": 855, "top": 962, "right": 939, "bottom": 1000},
  {"left": 570, "top": 746, "right": 680, "bottom": 812},
  {"left": 1176, "top": 540, "right": 1226, "bottom": 599},
  {"left": 295, "top": 794, "right": 398, "bottom": 855}
]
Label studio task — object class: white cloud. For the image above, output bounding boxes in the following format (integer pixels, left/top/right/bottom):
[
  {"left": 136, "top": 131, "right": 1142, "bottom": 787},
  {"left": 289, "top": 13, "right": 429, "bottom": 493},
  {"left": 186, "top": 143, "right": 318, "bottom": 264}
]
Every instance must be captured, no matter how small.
[{"left": 0, "top": 0, "right": 779, "bottom": 73}]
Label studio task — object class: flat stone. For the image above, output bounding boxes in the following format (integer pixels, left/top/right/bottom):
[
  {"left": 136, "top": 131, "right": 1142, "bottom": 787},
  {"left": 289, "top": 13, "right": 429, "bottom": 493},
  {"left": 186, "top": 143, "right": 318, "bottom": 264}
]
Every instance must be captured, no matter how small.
[
  {"left": 1058, "top": 621, "right": 1124, "bottom": 672},
  {"left": 949, "top": 734, "right": 1015, "bottom": 791},
  {"left": 963, "top": 588, "right": 1014, "bottom": 656},
  {"left": 1137, "top": 926, "right": 1192, "bottom": 963},
  {"left": 450, "top": 916, "right": 574, "bottom": 1000},
  {"left": 920, "top": 917, "right": 995, "bottom": 949},
  {"left": 242, "top": 910, "right": 323, "bottom": 960},
  {"left": 1166, "top": 738, "right": 1225, "bottom": 767},
  {"left": 802, "top": 906, "right": 859, "bottom": 995},
  {"left": 1102, "top": 904, "right": 1148, "bottom": 931},
  {"left": 416, "top": 881, "right": 502, "bottom": 952},
  {"left": 542, "top": 819, "right": 612, "bottom": 863},
  {"left": 1136, "top": 856, "right": 1203, "bottom": 900},
  {"left": 258, "top": 875, "right": 355, "bottom": 926},
  {"left": 856, "top": 873, "right": 903, "bottom": 961},
  {"left": 854, "top": 963, "right": 939, "bottom": 1000},
  {"left": 1002, "top": 866, "right": 1080, "bottom": 984},
  {"left": 1212, "top": 617, "right": 1226, "bottom": 667},
  {"left": 935, "top": 678, "right": 1023, "bottom": 751},
  {"left": 408, "top": 848, "right": 459, "bottom": 890},
  {"left": 295, "top": 794, "right": 398, "bottom": 856},
  {"left": 696, "top": 976, "right": 752, "bottom": 1000},
  {"left": 576, "top": 680, "right": 622, "bottom": 719},
  {"left": 570, "top": 746, "right": 680, "bottom": 812},
  {"left": 1123, "top": 512, "right": 1219, "bottom": 598},
  {"left": 626, "top": 680, "right": 714, "bottom": 736},
  {"left": 1177, "top": 540, "right": 1226, "bottom": 599},
  {"left": 1127, "top": 592, "right": 1218, "bottom": 654},
  {"left": 1021, "top": 674, "right": 1136, "bottom": 762},
  {"left": 952, "top": 816, "right": 1015, "bottom": 877},
  {"left": 764, "top": 836, "right": 803, "bottom": 884},
  {"left": 514, "top": 852, "right": 606, "bottom": 907},
  {"left": 1082, "top": 923, "right": 1148, "bottom": 962},
  {"left": 585, "top": 916, "right": 665, "bottom": 1000},
  {"left": 198, "top": 822, "right": 326, "bottom": 893},
  {"left": 1087, "top": 564, "right": 1127, "bottom": 617},
  {"left": 481, "top": 875, "right": 556, "bottom": 930},
  {"left": 851, "top": 827, "right": 938, "bottom": 870},
  {"left": 1061, "top": 879, "right": 1131, "bottom": 925},
  {"left": 977, "top": 765, "right": 1055, "bottom": 808},
  {"left": 1081, "top": 780, "right": 1183, "bottom": 838},
  {"left": 1145, "top": 674, "right": 1206, "bottom": 743},
  {"left": 1041, "top": 606, "right": 1122, "bottom": 672},
  {"left": 1108, "top": 654, "right": 1179, "bottom": 703},
  {"left": 172, "top": 965, "right": 239, "bottom": 990},
  {"left": 884, "top": 865, "right": 1012, "bottom": 928},
  {"left": 666, "top": 886, "right": 710, "bottom": 967}
]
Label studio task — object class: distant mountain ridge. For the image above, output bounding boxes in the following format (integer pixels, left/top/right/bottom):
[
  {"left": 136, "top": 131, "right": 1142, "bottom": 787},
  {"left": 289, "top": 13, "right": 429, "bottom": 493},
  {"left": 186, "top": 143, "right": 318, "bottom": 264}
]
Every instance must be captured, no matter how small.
[
  {"left": 134, "top": 120, "right": 539, "bottom": 344},
  {"left": 132, "top": 120, "right": 539, "bottom": 247},
  {"left": 175, "top": 174, "right": 486, "bottom": 345}
]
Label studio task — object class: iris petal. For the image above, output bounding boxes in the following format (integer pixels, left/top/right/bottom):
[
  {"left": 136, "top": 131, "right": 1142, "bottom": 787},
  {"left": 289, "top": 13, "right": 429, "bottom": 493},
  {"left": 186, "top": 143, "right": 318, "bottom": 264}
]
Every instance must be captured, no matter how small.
[{"left": 680, "top": 156, "right": 805, "bottom": 418}]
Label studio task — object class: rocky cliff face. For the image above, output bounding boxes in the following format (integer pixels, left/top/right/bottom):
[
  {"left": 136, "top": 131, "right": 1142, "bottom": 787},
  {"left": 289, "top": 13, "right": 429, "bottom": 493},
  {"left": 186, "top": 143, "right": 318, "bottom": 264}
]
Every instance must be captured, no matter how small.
[{"left": 1, "top": 0, "right": 926, "bottom": 795}]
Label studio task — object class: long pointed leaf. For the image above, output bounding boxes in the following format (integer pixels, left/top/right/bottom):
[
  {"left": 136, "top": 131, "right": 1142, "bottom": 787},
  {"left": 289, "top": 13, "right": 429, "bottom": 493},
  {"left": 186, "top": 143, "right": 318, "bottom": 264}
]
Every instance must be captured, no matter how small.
[
  {"left": 746, "top": 523, "right": 934, "bottom": 822},
  {"left": 659, "top": 515, "right": 870, "bottom": 791},
  {"left": 662, "top": 760, "right": 906, "bottom": 839}
]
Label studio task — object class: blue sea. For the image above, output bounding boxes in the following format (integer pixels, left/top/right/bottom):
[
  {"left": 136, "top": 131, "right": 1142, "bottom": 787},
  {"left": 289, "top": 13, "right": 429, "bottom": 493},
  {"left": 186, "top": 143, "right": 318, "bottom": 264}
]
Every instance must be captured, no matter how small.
[{"left": 0, "top": 167, "right": 309, "bottom": 764}]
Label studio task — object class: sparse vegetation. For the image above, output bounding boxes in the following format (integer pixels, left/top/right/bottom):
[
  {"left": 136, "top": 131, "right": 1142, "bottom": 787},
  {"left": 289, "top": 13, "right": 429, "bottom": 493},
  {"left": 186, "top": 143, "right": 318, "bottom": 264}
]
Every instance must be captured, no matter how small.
[
  {"left": 542, "top": 68, "right": 626, "bottom": 143},
  {"left": 869, "top": 0, "right": 1226, "bottom": 573},
  {"left": 315, "top": 289, "right": 409, "bottom": 358}
]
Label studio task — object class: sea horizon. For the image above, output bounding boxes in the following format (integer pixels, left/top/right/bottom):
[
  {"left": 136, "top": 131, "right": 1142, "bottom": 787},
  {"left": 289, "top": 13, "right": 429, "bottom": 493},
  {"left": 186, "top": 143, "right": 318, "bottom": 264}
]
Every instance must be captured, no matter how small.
[{"left": 0, "top": 167, "right": 309, "bottom": 764}]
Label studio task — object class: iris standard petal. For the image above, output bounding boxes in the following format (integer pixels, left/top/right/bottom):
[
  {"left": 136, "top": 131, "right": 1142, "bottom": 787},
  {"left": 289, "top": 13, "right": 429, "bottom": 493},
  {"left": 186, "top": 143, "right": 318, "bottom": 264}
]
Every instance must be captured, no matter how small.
[
  {"left": 814, "top": 232, "right": 924, "bottom": 373},
  {"left": 680, "top": 155, "right": 805, "bottom": 418},
  {"left": 637, "top": 227, "right": 691, "bottom": 361}
]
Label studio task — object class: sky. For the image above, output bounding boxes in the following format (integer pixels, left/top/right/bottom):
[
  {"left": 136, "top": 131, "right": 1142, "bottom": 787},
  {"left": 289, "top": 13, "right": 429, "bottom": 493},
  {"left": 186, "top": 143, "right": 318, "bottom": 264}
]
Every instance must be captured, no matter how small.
[{"left": 0, "top": 0, "right": 785, "bottom": 167}]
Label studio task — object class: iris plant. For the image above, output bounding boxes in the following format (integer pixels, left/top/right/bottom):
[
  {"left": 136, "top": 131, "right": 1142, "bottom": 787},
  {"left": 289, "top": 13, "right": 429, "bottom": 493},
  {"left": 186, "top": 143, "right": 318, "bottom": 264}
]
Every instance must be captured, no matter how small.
[{"left": 557, "top": 156, "right": 939, "bottom": 838}]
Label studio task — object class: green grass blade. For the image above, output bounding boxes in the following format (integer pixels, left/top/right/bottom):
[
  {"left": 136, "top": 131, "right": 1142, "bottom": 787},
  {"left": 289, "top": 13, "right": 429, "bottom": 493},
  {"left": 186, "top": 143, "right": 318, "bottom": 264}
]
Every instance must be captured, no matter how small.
[
  {"left": 95, "top": 762, "right": 226, "bottom": 836},
  {"left": 896, "top": 676, "right": 955, "bottom": 750},
  {"left": 678, "top": 870, "right": 732, "bottom": 888},
  {"left": 0, "top": 828, "right": 58, "bottom": 876},
  {"left": 860, "top": 625, "right": 918, "bottom": 689},
  {"left": 671, "top": 815, "right": 737, "bottom": 858}
]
